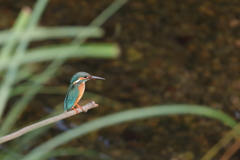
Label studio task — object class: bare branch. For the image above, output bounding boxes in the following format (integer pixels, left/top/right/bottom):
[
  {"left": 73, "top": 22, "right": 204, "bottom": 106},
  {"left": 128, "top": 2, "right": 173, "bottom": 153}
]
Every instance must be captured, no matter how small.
[{"left": 0, "top": 101, "right": 98, "bottom": 144}]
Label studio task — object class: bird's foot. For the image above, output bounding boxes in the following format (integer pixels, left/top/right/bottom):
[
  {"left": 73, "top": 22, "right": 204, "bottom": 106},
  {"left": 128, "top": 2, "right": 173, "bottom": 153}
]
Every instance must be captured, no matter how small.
[
  {"left": 71, "top": 107, "right": 79, "bottom": 114},
  {"left": 76, "top": 104, "right": 86, "bottom": 112}
]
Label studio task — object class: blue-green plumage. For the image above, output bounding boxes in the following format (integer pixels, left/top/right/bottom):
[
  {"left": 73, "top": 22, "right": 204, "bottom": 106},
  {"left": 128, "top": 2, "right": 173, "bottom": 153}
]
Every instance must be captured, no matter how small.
[
  {"left": 64, "top": 71, "right": 105, "bottom": 112},
  {"left": 64, "top": 84, "right": 81, "bottom": 111}
]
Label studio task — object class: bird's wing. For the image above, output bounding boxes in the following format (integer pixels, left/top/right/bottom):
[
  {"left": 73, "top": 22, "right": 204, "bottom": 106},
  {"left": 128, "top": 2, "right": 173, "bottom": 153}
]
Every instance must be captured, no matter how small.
[{"left": 64, "top": 84, "right": 79, "bottom": 111}]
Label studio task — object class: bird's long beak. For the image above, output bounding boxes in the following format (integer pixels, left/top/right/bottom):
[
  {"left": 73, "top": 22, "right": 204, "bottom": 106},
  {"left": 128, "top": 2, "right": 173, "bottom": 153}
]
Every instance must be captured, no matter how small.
[{"left": 90, "top": 76, "right": 105, "bottom": 80}]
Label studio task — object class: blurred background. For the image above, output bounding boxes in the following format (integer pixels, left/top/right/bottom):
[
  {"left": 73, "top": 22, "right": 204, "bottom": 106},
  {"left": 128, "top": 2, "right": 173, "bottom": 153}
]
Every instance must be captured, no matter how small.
[{"left": 1, "top": 0, "right": 240, "bottom": 160}]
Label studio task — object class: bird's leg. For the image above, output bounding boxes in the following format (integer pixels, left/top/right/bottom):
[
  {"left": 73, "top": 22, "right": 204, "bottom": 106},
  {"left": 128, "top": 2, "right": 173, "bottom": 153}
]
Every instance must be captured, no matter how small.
[
  {"left": 76, "top": 104, "right": 85, "bottom": 112},
  {"left": 71, "top": 107, "right": 79, "bottom": 114}
]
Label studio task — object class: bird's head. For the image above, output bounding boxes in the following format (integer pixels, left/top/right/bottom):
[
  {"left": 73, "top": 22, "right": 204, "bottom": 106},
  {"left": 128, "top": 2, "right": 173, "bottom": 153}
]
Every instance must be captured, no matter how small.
[{"left": 70, "top": 72, "right": 105, "bottom": 84}]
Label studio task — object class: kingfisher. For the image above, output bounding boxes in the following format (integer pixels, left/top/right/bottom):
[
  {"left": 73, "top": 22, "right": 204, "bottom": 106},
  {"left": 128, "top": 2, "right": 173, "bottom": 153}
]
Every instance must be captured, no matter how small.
[{"left": 64, "top": 72, "right": 105, "bottom": 113}]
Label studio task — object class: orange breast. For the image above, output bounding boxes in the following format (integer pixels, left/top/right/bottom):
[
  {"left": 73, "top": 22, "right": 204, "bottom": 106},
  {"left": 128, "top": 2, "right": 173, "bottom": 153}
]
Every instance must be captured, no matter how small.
[{"left": 75, "top": 83, "right": 85, "bottom": 105}]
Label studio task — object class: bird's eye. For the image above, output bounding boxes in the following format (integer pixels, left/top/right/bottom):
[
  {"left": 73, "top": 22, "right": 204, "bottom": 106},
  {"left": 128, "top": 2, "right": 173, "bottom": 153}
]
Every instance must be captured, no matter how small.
[{"left": 84, "top": 76, "right": 88, "bottom": 78}]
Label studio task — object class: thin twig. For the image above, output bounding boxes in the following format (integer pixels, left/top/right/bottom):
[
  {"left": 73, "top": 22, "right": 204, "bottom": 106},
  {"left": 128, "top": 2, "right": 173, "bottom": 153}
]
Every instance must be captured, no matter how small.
[{"left": 0, "top": 101, "right": 98, "bottom": 144}]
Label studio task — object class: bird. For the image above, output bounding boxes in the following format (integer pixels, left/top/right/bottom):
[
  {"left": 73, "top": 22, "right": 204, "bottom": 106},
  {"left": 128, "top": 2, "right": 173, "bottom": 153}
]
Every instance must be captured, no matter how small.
[{"left": 64, "top": 71, "right": 105, "bottom": 113}]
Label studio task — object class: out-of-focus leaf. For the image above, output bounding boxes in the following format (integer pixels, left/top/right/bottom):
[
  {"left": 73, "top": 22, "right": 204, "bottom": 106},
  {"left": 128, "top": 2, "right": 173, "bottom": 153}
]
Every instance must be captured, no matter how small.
[
  {"left": 42, "top": 148, "right": 111, "bottom": 160},
  {"left": 22, "top": 104, "right": 237, "bottom": 160},
  {"left": 0, "top": 27, "right": 103, "bottom": 44},
  {"left": 0, "top": 44, "right": 120, "bottom": 71}
]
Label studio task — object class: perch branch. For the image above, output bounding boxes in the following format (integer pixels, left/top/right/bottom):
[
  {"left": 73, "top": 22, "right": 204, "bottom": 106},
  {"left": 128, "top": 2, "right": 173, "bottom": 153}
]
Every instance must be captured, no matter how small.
[{"left": 0, "top": 101, "right": 98, "bottom": 144}]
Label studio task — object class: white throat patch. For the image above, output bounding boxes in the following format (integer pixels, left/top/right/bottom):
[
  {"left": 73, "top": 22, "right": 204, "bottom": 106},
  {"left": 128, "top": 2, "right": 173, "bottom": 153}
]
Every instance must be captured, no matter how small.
[{"left": 73, "top": 79, "right": 80, "bottom": 84}]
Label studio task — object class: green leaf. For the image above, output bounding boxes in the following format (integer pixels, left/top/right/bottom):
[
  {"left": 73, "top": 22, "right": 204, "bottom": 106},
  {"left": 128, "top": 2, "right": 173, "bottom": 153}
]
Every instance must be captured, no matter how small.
[
  {"left": 22, "top": 105, "right": 237, "bottom": 160},
  {"left": 0, "top": 27, "right": 103, "bottom": 44},
  {"left": 0, "top": 7, "right": 32, "bottom": 119},
  {"left": 0, "top": 44, "right": 120, "bottom": 71},
  {"left": 0, "top": 60, "right": 64, "bottom": 136},
  {"left": 42, "top": 148, "right": 111, "bottom": 160},
  {"left": 0, "top": 0, "right": 49, "bottom": 119}
]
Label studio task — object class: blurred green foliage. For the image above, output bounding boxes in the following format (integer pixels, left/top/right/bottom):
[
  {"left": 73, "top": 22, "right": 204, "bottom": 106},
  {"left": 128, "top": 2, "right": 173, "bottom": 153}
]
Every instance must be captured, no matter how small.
[{"left": 0, "top": 0, "right": 122, "bottom": 159}]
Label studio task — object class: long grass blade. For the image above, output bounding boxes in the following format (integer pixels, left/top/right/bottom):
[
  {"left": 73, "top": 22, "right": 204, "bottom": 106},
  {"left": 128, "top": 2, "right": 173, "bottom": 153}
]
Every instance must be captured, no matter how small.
[
  {"left": 0, "top": 59, "right": 63, "bottom": 136},
  {"left": 22, "top": 105, "right": 237, "bottom": 160},
  {"left": 0, "top": 44, "right": 119, "bottom": 71},
  {"left": 9, "top": 103, "right": 63, "bottom": 153},
  {"left": 0, "top": 27, "right": 103, "bottom": 44},
  {"left": 26, "top": 0, "right": 49, "bottom": 29},
  {"left": 0, "top": 8, "right": 31, "bottom": 118},
  {"left": 0, "top": 105, "right": 63, "bottom": 160},
  {"left": 25, "top": 43, "right": 120, "bottom": 60},
  {"left": 73, "top": 0, "right": 129, "bottom": 43},
  {"left": 201, "top": 123, "right": 240, "bottom": 160},
  {"left": 42, "top": 148, "right": 111, "bottom": 160},
  {"left": 0, "top": 7, "right": 31, "bottom": 61},
  {"left": 0, "top": 0, "right": 49, "bottom": 119},
  {"left": 0, "top": 147, "right": 23, "bottom": 160}
]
